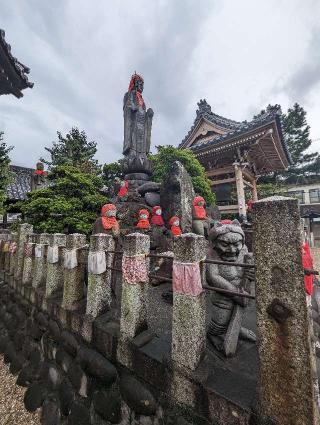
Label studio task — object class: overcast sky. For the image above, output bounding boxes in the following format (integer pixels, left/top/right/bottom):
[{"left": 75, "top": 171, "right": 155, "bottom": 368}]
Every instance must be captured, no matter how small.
[{"left": 1, "top": 0, "right": 320, "bottom": 168}]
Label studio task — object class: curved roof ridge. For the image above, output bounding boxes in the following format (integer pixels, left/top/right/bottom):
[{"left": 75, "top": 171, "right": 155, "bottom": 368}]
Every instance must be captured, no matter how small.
[{"left": 0, "top": 29, "right": 34, "bottom": 91}]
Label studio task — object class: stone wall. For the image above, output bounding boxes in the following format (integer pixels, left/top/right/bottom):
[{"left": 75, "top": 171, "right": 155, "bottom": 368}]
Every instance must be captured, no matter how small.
[{"left": 0, "top": 203, "right": 317, "bottom": 425}]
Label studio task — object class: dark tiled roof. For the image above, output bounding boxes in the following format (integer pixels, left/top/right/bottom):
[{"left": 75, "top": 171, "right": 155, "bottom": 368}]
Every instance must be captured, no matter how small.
[
  {"left": 0, "top": 29, "right": 33, "bottom": 98},
  {"left": 6, "top": 165, "right": 33, "bottom": 201},
  {"left": 180, "top": 100, "right": 291, "bottom": 163}
]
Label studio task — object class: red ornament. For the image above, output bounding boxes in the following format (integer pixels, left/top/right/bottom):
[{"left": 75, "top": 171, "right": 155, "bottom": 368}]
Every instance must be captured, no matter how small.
[
  {"left": 151, "top": 206, "right": 164, "bottom": 226},
  {"left": 34, "top": 169, "right": 47, "bottom": 176},
  {"left": 117, "top": 180, "right": 129, "bottom": 197},
  {"left": 101, "top": 204, "right": 119, "bottom": 231},
  {"left": 193, "top": 196, "right": 207, "bottom": 219},
  {"left": 220, "top": 219, "right": 232, "bottom": 225},
  {"left": 136, "top": 209, "right": 150, "bottom": 230},
  {"left": 303, "top": 241, "right": 314, "bottom": 295},
  {"left": 169, "top": 216, "right": 182, "bottom": 237}
]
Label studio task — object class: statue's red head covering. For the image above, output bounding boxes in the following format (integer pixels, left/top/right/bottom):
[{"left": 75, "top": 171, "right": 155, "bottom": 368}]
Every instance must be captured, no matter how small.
[
  {"left": 128, "top": 73, "right": 145, "bottom": 107},
  {"left": 136, "top": 209, "right": 150, "bottom": 230},
  {"left": 151, "top": 205, "right": 164, "bottom": 226},
  {"left": 101, "top": 204, "right": 119, "bottom": 230},
  {"left": 169, "top": 216, "right": 181, "bottom": 236},
  {"left": 193, "top": 196, "right": 207, "bottom": 219}
]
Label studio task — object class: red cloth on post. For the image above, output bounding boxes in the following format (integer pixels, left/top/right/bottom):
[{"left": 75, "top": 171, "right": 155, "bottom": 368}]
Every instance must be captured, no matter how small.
[
  {"left": 303, "top": 241, "right": 314, "bottom": 295},
  {"left": 173, "top": 261, "right": 203, "bottom": 296}
]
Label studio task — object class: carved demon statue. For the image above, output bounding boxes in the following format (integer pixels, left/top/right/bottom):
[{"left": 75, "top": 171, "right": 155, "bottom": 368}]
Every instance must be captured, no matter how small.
[{"left": 206, "top": 220, "right": 256, "bottom": 356}]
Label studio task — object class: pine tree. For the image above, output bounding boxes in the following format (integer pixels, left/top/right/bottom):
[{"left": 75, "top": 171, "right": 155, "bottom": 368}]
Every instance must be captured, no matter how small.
[
  {"left": 41, "top": 127, "right": 100, "bottom": 173},
  {"left": 283, "top": 103, "right": 316, "bottom": 167},
  {"left": 255, "top": 103, "right": 319, "bottom": 184},
  {"left": 20, "top": 165, "right": 107, "bottom": 234},
  {"left": 0, "top": 132, "right": 13, "bottom": 214}
]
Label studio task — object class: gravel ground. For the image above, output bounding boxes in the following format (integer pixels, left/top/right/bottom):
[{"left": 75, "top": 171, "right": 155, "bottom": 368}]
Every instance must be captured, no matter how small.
[{"left": 0, "top": 356, "right": 40, "bottom": 425}]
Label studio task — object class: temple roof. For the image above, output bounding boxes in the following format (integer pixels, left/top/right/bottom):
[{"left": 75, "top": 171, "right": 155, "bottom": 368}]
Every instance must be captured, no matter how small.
[
  {"left": 6, "top": 165, "right": 33, "bottom": 201},
  {"left": 179, "top": 100, "right": 291, "bottom": 172},
  {"left": 0, "top": 29, "right": 33, "bottom": 98}
]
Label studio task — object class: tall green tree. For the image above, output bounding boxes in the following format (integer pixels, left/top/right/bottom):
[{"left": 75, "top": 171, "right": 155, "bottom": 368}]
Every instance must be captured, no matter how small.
[
  {"left": 150, "top": 145, "right": 215, "bottom": 205},
  {"left": 40, "top": 127, "right": 100, "bottom": 173},
  {"left": 20, "top": 165, "right": 107, "bottom": 234},
  {"left": 0, "top": 132, "right": 13, "bottom": 214},
  {"left": 255, "top": 103, "right": 319, "bottom": 184}
]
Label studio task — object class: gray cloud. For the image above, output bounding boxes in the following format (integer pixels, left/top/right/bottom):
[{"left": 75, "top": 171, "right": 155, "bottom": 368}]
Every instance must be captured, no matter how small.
[{"left": 1, "top": 0, "right": 320, "bottom": 167}]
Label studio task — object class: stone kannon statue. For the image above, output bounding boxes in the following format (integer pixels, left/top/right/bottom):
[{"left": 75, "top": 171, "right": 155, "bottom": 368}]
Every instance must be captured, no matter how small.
[
  {"left": 206, "top": 220, "right": 255, "bottom": 357},
  {"left": 31, "top": 161, "right": 47, "bottom": 191},
  {"left": 122, "top": 73, "right": 154, "bottom": 177}
]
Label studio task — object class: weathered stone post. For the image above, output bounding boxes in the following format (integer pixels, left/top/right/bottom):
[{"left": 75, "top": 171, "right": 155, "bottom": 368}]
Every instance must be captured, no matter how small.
[
  {"left": 120, "top": 233, "right": 150, "bottom": 338},
  {"left": 32, "top": 233, "right": 50, "bottom": 288},
  {"left": 8, "top": 232, "right": 18, "bottom": 286},
  {"left": 171, "top": 233, "right": 207, "bottom": 370},
  {"left": 3, "top": 233, "right": 12, "bottom": 277},
  {"left": 62, "top": 233, "right": 87, "bottom": 310},
  {"left": 117, "top": 233, "right": 150, "bottom": 367},
  {"left": 22, "top": 233, "right": 37, "bottom": 285},
  {"left": 14, "top": 223, "right": 33, "bottom": 281},
  {"left": 86, "top": 234, "right": 115, "bottom": 318},
  {"left": 0, "top": 232, "right": 10, "bottom": 274},
  {"left": 45, "top": 233, "right": 66, "bottom": 298},
  {"left": 253, "top": 196, "right": 320, "bottom": 425}
]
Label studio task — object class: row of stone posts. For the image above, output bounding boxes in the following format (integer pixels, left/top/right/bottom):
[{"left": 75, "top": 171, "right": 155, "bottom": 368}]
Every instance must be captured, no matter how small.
[{"left": 0, "top": 196, "right": 319, "bottom": 424}]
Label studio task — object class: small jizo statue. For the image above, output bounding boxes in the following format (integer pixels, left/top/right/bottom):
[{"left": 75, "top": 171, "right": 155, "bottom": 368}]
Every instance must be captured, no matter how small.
[
  {"left": 206, "top": 220, "right": 255, "bottom": 357},
  {"left": 31, "top": 161, "right": 47, "bottom": 191},
  {"left": 151, "top": 206, "right": 164, "bottom": 227},
  {"left": 192, "top": 196, "right": 209, "bottom": 236},
  {"left": 117, "top": 180, "right": 129, "bottom": 200},
  {"left": 136, "top": 209, "right": 150, "bottom": 231},
  {"left": 93, "top": 204, "right": 120, "bottom": 236},
  {"left": 169, "top": 216, "right": 182, "bottom": 237}
]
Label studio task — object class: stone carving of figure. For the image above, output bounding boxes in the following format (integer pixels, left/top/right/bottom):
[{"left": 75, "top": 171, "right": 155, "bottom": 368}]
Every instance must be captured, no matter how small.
[
  {"left": 123, "top": 73, "right": 154, "bottom": 161},
  {"left": 206, "top": 220, "right": 256, "bottom": 356},
  {"left": 31, "top": 161, "right": 47, "bottom": 191},
  {"left": 93, "top": 204, "right": 120, "bottom": 236},
  {"left": 192, "top": 196, "right": 209, "bottom": 236}
]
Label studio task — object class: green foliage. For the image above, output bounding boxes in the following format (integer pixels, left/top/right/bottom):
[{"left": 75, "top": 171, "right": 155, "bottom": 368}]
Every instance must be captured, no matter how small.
[
  {"left": 102, "top": 161, "right": 123, "bottom": 189},
  {"left": 40, "top": 127, "right": 100, "bottom": 173},
  {"left": 0, "top": 132, "right": 13, "bottom": 214},
  {"left": 20, "top": 165, "right": 107, "bottom": 234},
  {"left": 256, "top": 183, "right": 285, "bottom": 199},
  {"left": 256, "top": 103, "right": 320, "bottom": 184},
  {"left": 150, "top": 145, "right": 215, "bottom": 205}
]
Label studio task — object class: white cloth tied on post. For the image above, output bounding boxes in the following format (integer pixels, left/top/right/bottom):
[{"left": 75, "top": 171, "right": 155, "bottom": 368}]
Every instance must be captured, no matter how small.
[
  {"left": 64, "top": 249, "right": 78, "bottom": 269},
  {"left": 35, "top": 244, "right": 44, "bottom": 258},
  {"left": 88, "top": 251, "right": 106, "bottom": 275},
  {"left": 47, "top": 246, "right": 59, "bottom": 264}
]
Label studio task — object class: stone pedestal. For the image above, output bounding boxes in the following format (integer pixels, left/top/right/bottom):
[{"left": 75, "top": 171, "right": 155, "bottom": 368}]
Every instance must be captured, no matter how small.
[
  {"left": 62, "top": 234, "right": 87, "bottom": 310},
  {"left": 86, "top": 234, "right": 115, "bottom": 318},
  {"left": 32, "top": 233, "right": 50, "bottom": 288},
  {"left": 253, "top": 196, "right": 320, "bottom": 425},
  {"left": 22, "top": 233, "right": 37, "bottom": 285},
  {"left": 14, "top": 223, "right": 33, "bottom": 281},
  {"left": 171, "top": 233, "right": 207, "bottom": 370},
  {"left": 45, "top": 233, "right": 66, "bottom": 298},
  {"left": 119, "top": 233, "right": 150, "bottom": 339}
]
